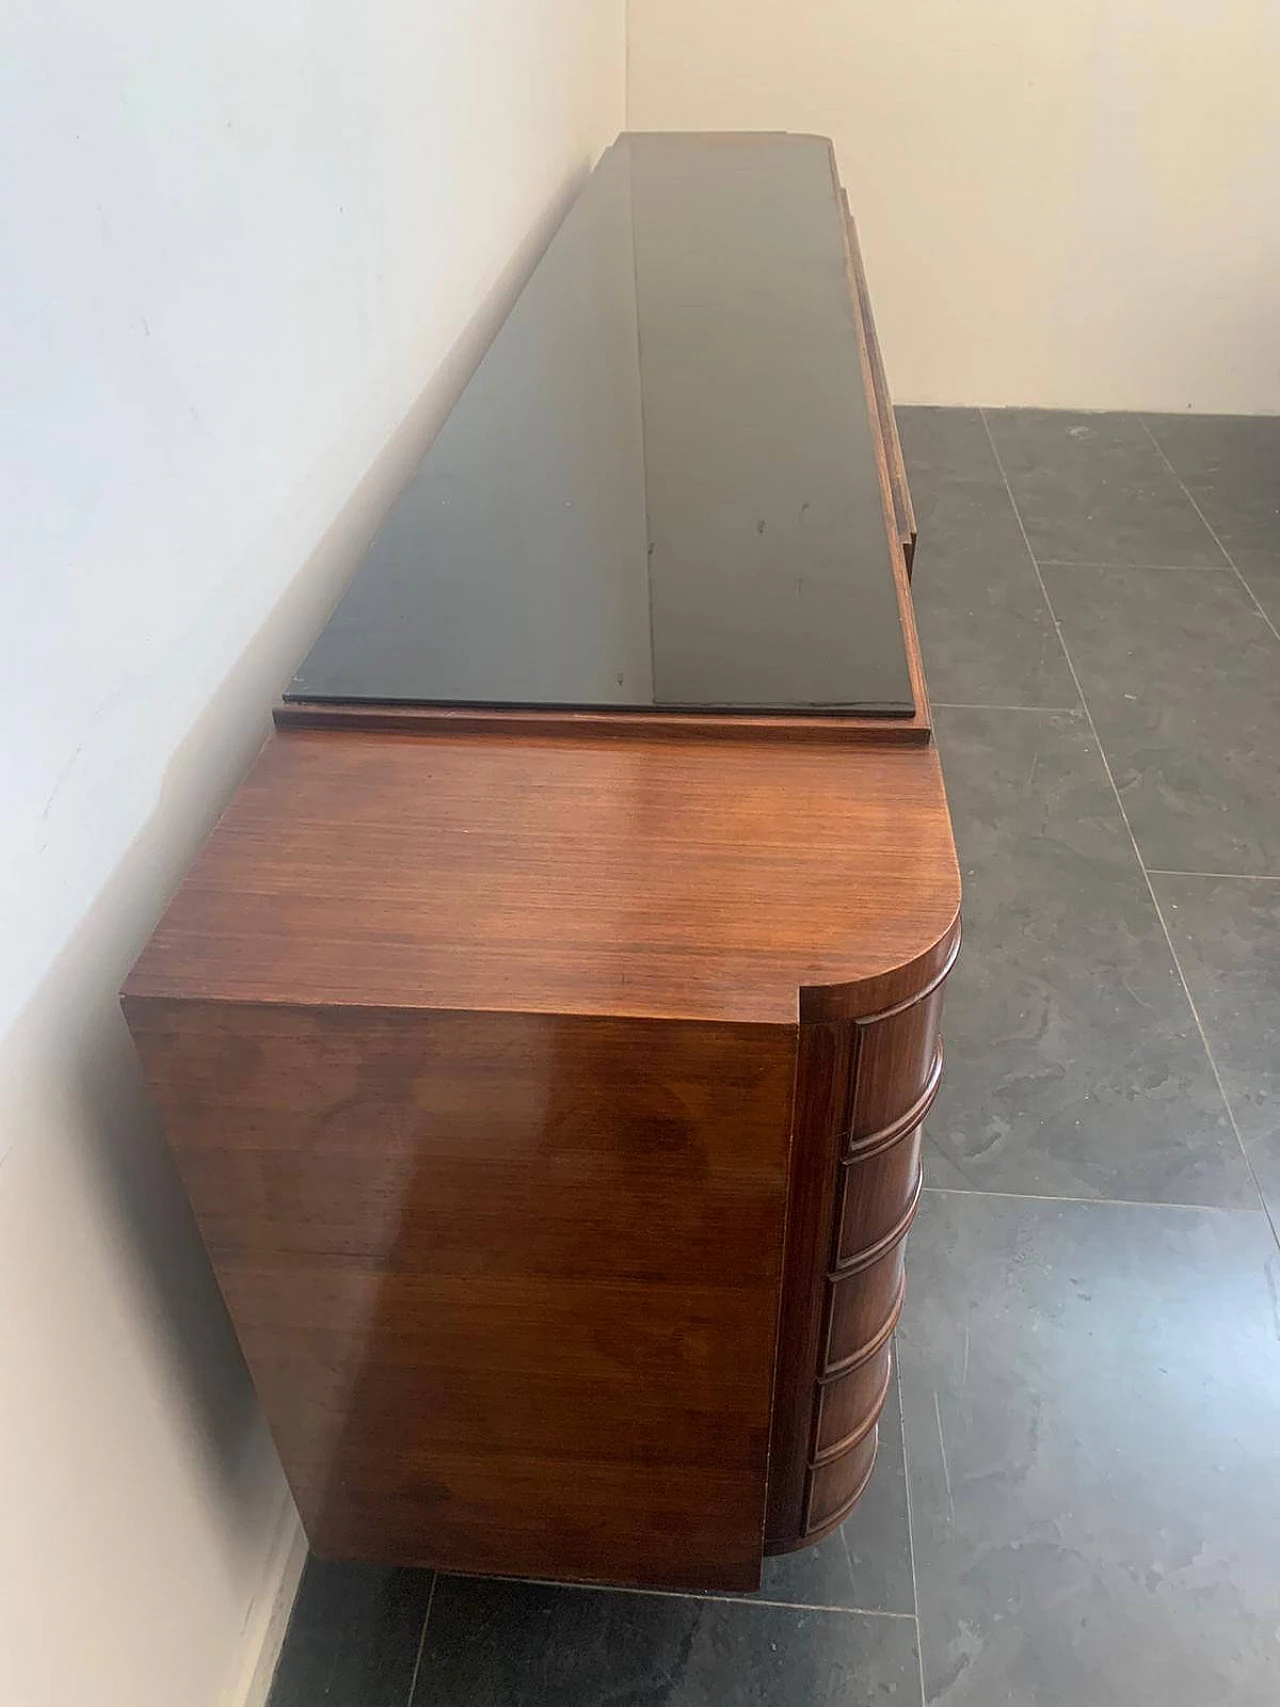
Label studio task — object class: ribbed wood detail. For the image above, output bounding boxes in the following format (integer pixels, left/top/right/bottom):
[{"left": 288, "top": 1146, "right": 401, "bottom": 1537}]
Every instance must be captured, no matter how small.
[{"left": 765, "top": 954, "right": 952, "bottom": 1552}]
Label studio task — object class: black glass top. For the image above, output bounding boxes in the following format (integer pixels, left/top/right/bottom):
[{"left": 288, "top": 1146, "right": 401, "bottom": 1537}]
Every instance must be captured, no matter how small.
[{"left": 286, "top": 133, "right": 913, "bottom": 717}]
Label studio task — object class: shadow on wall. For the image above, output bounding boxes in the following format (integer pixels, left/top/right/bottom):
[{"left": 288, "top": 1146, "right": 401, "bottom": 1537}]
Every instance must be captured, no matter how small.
[{"left": 0, "top": 162, "right": 590, "bottom": 1514}]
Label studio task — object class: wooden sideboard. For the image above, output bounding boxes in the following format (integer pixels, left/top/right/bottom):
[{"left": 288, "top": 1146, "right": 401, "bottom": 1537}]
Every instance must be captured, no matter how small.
[{"left": 122, "top": 134, "right": 960, "bottom": 1593}]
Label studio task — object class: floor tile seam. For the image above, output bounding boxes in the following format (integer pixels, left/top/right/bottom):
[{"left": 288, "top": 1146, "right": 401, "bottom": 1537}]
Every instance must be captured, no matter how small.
[
  {"left": 1228, "top": 566, "right": 1280, "bottom": 645},
  {"left": 922, "top": 1184, "right": 1266, "bottom": 1214},
  {"left": 932, "top": 701, "right": 1081, "bottom": 714},
  {"left": 1044, "top": 570, "right": 1242, "bottom": 583},
  {"left": 498, "top": 1574, "right": 919, "bottom": 1619},
  {"left": 1138, "top": 418, "right": 1280, "bottom": 645},
  {"left": 1132, "top": 418, "right": 1233, "bottom": 569},
  {"left": 893, "top": 1358, "right": 930, "bottom": 1707},
  {"left": 1147, "top": 869, "right": 1280, "bottom": 883},
  {"left": 978, "top": 407, "right": 1280, "bottom": 1258},
  {"left": 404, "top": 1573, "right": 438, "bottom": 1707},
  {"left": 1130, "top": 876, "right": 1280, "bottom": 1256}
]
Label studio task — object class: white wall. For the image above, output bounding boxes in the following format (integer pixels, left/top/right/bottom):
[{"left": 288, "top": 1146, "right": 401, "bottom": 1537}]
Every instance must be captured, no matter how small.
[
  {"left": 627, "top": 0, "right": 1280, "bottom": 412},
  {"left": 0, "top": 3, "right": 624, "bottom": 1703}
]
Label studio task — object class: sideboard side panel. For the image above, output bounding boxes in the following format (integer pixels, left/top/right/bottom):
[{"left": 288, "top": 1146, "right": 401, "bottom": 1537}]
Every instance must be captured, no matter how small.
[{"left": 124, "top": 998, "right": 797, "bottom": 1592}]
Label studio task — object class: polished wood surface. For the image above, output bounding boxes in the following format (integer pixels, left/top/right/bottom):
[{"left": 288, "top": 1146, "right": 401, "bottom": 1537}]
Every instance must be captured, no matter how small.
[
  {"left": 764, "top": 930, "right": 955, "bottom": 1552},
  {"left": 121, "top": 134, "right": 960, "bottom": 1589},
  {"left": 274, "top": 693, "right": 932, "bottom": 743},
  {"left": 124, "top": 729, "right": 959, "bottom": 1028},
  {"left": 124, "top": 1002, "right": 794, "bottom": 1589},
  {"left": 124, "top": 726, "right": 959, "bottom": 1581}
]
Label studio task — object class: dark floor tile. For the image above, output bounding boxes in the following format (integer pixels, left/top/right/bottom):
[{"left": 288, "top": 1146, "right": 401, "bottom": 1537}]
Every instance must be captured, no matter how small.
[
  {"left": 899, "top": 1191, "right": 1280, "bottom": 1707},
  {"left": 1153, "top": 873, "right": 1280, "bottom": 1223},
  {"left": 897, "top": 405, "right": 1004, "bottom": 485},
  {"left": 896, "top": 409, "right": 1078, "bottom": 708},
  {"left": 268, "top": 1559, "right": 432, "bottom": 1707},
  {"left": 985, "top": 409, "right": 1225, "bottom": 567},
  {"left": 1141, "top": 415, "right": 1280, "bottom": 630},
  {"left": 411, "top": 1577, "right": 921, "bottom": 1706},
  {"left": 1043, "top": 564, "right": 1280, "bottom": 875},
  {"left": 1143, "top": 409, "right": 1280, "bottom": 480},
  {"left": 1232, "top": 550, "right": 1280, "bottom": 631},
  {"left": 753, "top": 1370, "right": 913, "bottom": 1612},
  {"left": 1142, "top": 413, "right": 1280, "bottom": 562},
  {"left": 929, "top": 706, "right": 1251, "bottom": 1205}
]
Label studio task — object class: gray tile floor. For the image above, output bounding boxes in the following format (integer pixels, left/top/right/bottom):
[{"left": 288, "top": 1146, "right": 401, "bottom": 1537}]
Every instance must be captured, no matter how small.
[{"left": 267, "top": 408, "right": 1280, "bottom": 1706}]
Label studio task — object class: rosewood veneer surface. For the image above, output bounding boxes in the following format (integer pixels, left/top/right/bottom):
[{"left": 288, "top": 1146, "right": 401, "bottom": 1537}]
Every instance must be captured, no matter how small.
[{"left": 122, "top": 133, "right": 959, "bottom": 1593}]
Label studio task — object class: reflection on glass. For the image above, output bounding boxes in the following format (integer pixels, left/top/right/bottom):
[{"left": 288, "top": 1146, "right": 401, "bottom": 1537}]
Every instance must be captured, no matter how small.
[{"left": 287, "top": 134, "right": 913, "bottom": 717}]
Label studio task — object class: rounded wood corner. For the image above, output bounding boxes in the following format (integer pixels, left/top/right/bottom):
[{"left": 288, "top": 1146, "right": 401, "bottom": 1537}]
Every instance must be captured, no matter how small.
[{"left": 798, "top": 904, "right": 961, "bottom": 1027}]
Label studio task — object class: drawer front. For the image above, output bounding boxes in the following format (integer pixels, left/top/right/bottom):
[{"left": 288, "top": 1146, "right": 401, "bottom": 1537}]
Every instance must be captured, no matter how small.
[
  {"left": 847, "top": 982, "right": 944, "bottom": 1144},
  {"left": 814, "top": 1341, "right": 892, "bottom": 1458},
  {"left": 765, "top": 927, "right": 957, "bottom": 1553},
  {"left": 824, "top": 1236, "right": 909, "bottom": 1374},
  {"left": 834, "top": 1123, "right": 926, "bottom": 1270},
  {"left": 806, "top": 1417, "right": 881, "bottom": 1532}
]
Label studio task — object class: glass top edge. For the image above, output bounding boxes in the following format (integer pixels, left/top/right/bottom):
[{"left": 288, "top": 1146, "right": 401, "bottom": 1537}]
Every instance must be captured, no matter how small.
[{"left": 280, "top": 692, "right": 917, "bottom": 718}]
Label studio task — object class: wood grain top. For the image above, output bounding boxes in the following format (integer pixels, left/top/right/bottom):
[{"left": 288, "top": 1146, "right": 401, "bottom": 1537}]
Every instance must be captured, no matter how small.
[{"left": 125, "top": 727, "right": 960, "bottom": 1028}]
